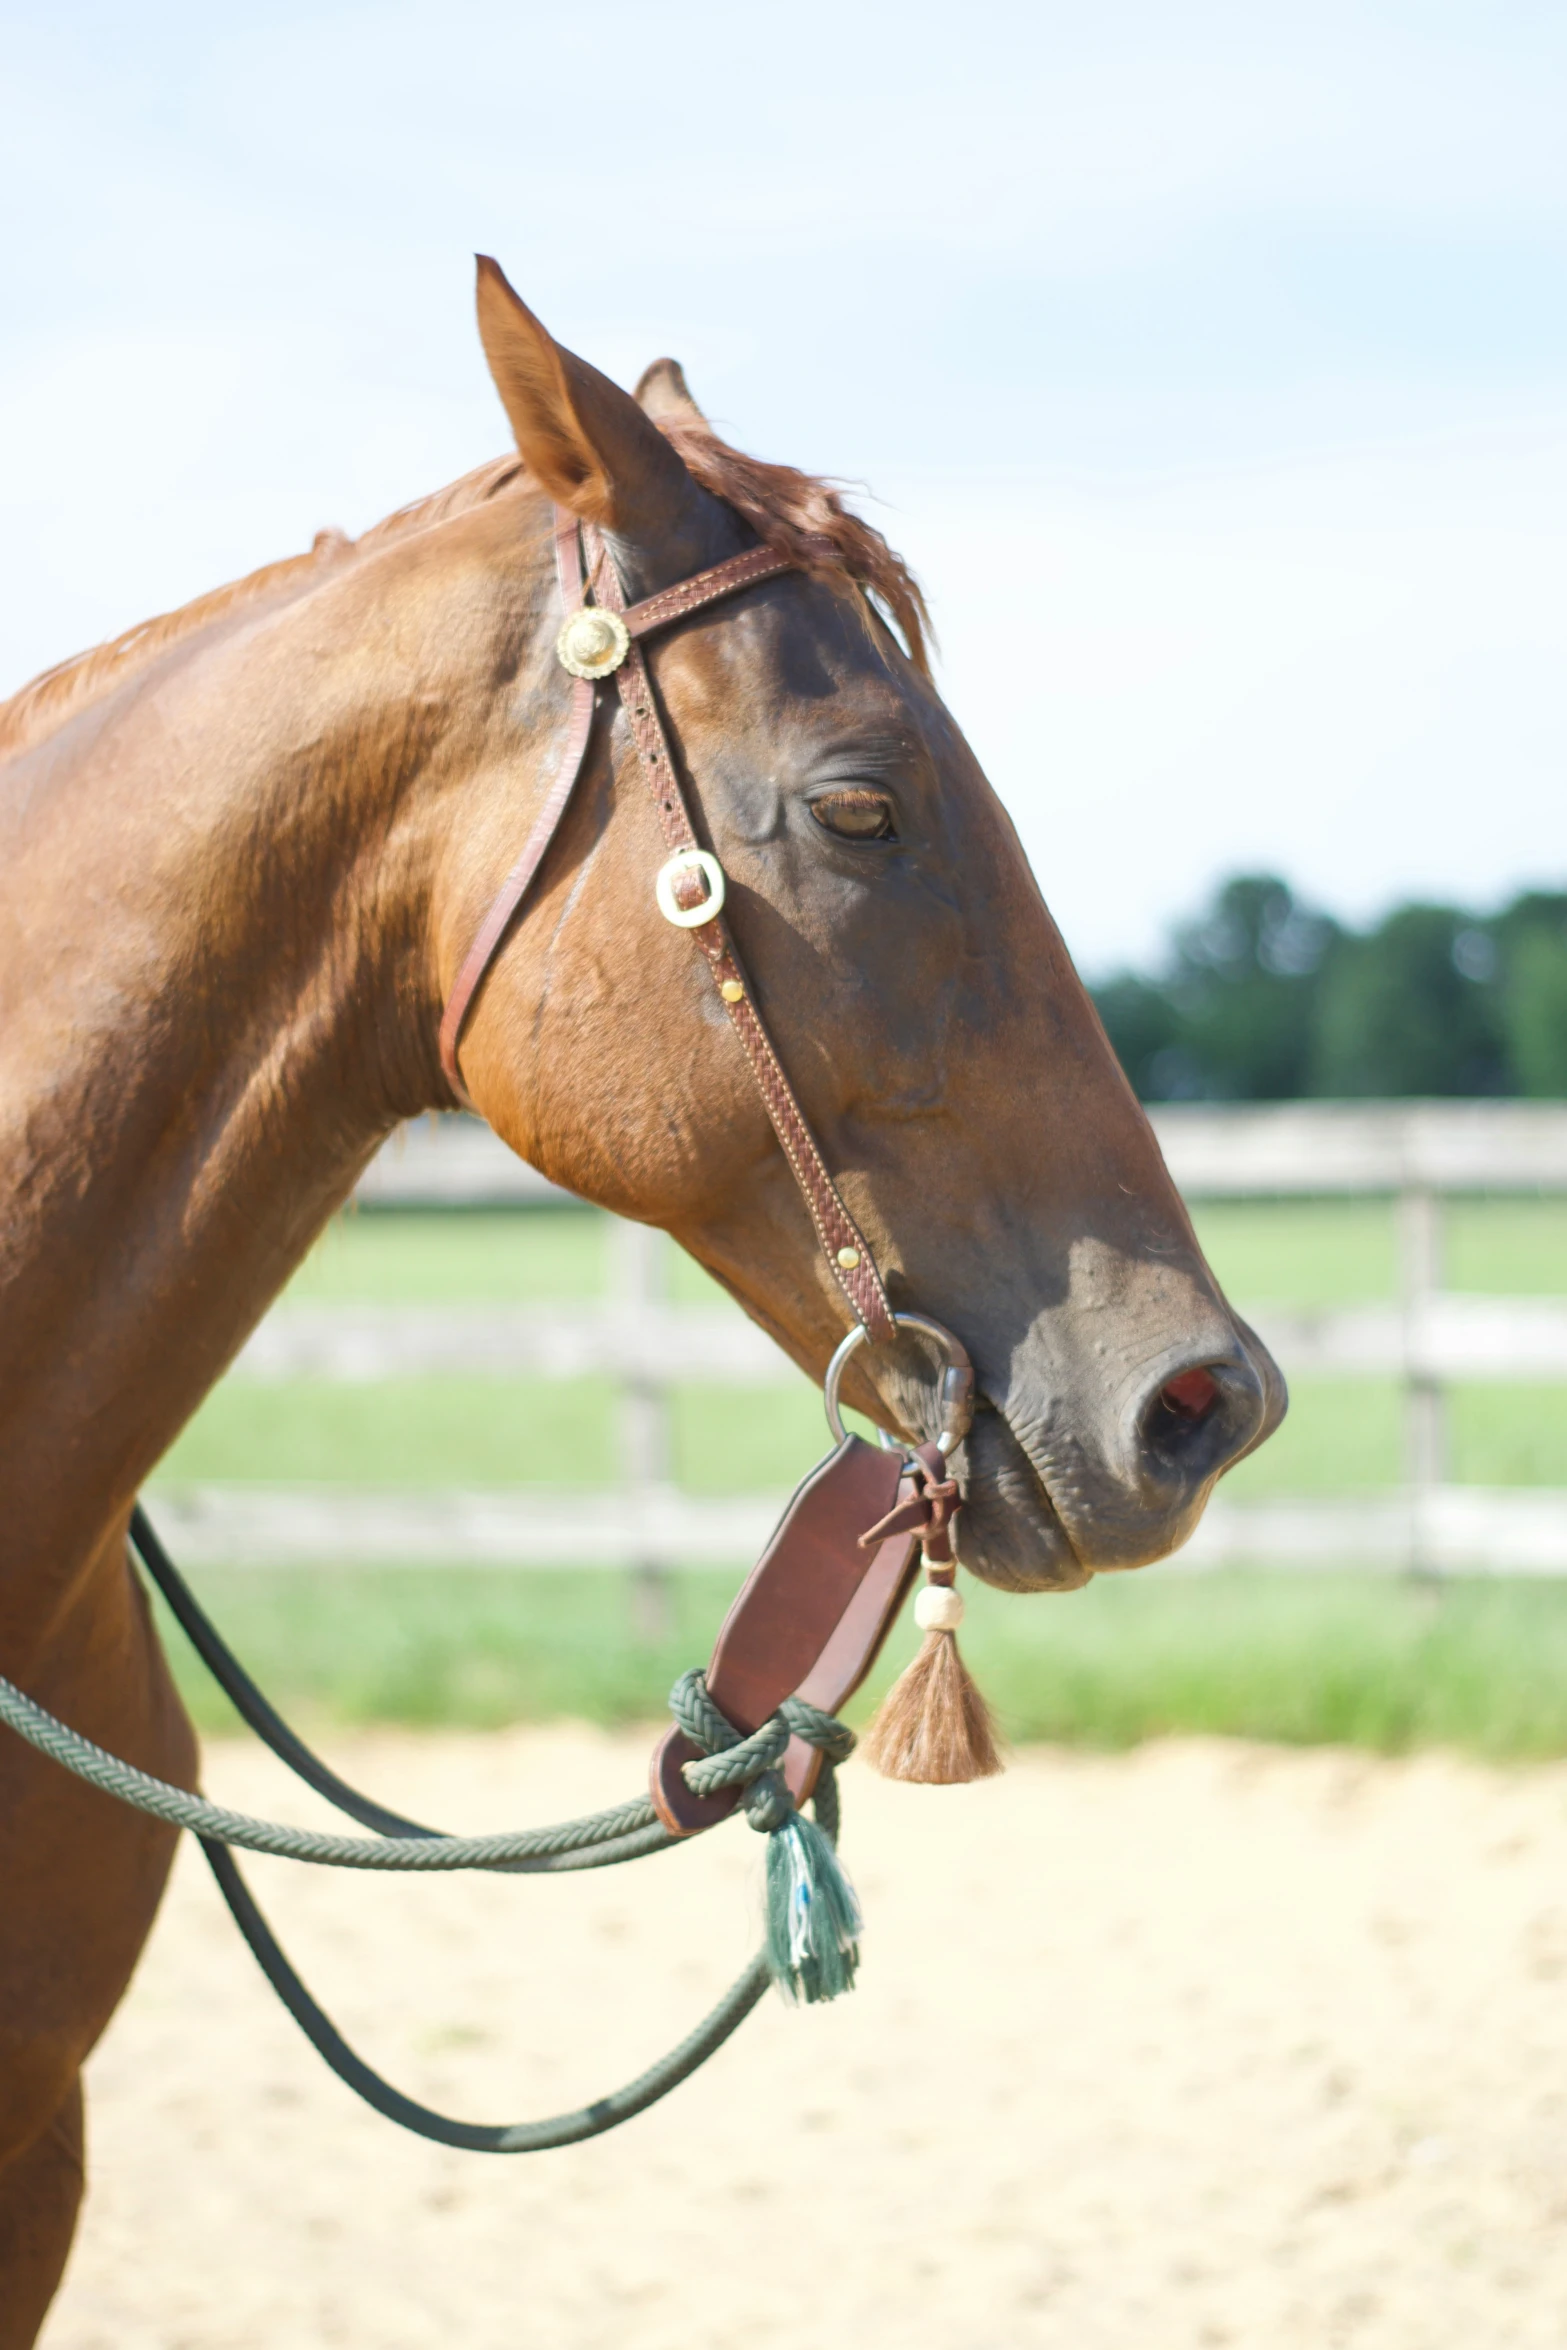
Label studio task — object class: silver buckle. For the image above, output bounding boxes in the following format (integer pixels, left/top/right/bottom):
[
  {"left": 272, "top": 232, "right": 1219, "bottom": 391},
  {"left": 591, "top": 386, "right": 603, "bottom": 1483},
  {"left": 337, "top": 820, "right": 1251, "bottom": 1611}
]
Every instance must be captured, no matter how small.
[{"left": 654, "top": 848, "right": 726, "bottom": 930}]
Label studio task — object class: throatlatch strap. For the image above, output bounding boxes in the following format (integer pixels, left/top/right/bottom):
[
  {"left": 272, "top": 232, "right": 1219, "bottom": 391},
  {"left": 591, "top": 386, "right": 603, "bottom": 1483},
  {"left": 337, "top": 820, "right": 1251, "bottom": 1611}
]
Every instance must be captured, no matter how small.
[
  {"left": 436, "top": 674, "right": 595, "bottom": 1105},
  {"left": 439, "top": 507, "right": 893, "bottom": 1342}
]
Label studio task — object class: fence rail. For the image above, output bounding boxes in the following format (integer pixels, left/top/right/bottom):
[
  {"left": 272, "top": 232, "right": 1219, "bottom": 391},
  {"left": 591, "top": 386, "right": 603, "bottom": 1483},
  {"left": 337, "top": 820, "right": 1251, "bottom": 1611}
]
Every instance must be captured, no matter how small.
[
  {"left": 147, "top": 1484, "right": 1567, "bottom": 1578},
  {"left": 357, "top": 1100, "right": 1567, "bottom": 1205},
  {"left": 235, "top": 1304, "right": 784, "bottom": 1383},
  {"left": 154, "top": 1104, "right": 1567, "bottom": 1578},
  {"left": 232, "top": 1294, "right": 1567, "bottom": 1387},
  {"left": 1149, "top": 1100, "right": 1567, "bottom": 1195}
]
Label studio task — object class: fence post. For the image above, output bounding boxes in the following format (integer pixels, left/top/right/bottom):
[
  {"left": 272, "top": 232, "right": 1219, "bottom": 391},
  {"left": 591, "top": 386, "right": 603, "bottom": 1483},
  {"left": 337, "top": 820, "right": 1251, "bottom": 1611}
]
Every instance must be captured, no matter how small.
[
  {"left": 1398, "top": 1183, "right": 1445, "bottom": 1575},
  {"left": 610, "top": 1217, "right": 674, "bottom": 1638}
]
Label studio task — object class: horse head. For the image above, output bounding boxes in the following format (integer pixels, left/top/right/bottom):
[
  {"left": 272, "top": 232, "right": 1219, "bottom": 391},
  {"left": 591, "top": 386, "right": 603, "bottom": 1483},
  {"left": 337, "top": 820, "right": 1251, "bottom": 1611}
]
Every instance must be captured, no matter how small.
[{"left": 441, "top": 261, "right": 1285, "bottom": 1592}]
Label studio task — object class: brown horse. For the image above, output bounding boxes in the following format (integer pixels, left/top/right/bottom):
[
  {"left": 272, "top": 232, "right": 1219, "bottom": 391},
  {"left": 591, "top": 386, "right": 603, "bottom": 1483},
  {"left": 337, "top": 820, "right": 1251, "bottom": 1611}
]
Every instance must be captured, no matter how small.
[{"left": 0, "top": 259, "right": 1283, "bottom": 2338}]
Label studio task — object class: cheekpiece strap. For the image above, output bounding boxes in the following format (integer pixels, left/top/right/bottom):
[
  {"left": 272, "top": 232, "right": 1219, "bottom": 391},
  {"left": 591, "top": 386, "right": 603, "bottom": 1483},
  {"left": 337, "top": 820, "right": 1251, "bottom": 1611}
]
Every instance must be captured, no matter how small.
[{"left": 439, "top": 507, "right": 893, "bottom": 1342}]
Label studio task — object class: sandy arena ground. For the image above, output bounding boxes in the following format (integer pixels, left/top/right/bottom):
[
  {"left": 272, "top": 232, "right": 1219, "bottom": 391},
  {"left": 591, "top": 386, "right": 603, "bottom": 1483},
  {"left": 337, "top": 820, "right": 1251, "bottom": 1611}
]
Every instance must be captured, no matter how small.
[{"left": 37, "top": 1726, "right": 1567, "bottom": 2350}]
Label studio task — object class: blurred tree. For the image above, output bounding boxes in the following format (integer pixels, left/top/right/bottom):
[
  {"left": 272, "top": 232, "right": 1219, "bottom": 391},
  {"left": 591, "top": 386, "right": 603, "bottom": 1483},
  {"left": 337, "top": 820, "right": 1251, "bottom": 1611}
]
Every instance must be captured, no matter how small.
[
  {"left": 1172, "top": 876, "right": 1339, "bottom": 1099},
  {"left": 1089, "top": 974, "right": 1182, "bottom": 1101},
  {"left": 1308, "top": 903, "right": 1506, "bottom": 1096},
  {"left": 1092, "top": 877, "right": 1567, "bottom": 1103},
  {"left": 1496, "top": 893, "right": 1567, "bottom": 1096},
  {"left": 1094, "top": 875, "right": 1338, "bottom": 1101}
]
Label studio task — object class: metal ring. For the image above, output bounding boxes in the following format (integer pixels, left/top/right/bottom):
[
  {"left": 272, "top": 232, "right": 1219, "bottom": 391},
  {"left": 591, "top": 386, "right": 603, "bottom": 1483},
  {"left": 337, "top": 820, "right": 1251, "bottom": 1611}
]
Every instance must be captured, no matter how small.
[
  {"left": 822, "top": 1311, "right": 975, "bottom": 1458},
  {"left": 654, "top": 848, "right": 726, "bottom": 930}
]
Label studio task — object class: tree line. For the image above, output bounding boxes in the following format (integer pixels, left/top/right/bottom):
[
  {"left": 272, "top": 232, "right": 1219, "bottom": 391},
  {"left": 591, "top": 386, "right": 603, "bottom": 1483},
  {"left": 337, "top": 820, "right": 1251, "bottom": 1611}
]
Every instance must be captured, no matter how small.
[{"left": 1091, "top": 876, "right": 1567, "bottom": 1102}]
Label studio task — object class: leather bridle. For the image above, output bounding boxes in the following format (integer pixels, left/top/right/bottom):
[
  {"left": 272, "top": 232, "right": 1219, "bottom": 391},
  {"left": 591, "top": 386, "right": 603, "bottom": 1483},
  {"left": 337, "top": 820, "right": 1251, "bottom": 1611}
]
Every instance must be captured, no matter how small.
[
  {"left": 438, "top": 507, "right": 896, "bottom": 1346},
  {"left": 0, "top": 502, "right": 990, "bottom": 2172}
]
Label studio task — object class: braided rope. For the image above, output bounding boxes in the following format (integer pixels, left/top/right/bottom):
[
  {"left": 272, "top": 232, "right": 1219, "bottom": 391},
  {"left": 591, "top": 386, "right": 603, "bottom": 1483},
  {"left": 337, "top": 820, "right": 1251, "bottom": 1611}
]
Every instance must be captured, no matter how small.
[
  {"left": 206, "top": 1840, "right": 772, "bottom": 2153},
  {"left": 783, "top": 1696, "right": 857, "bottom": 1765},
  {"left": 666, "top": 1667, "right": 738, "bottom": 1759},
  {"left": 0, "top": 1670, "right": 666, "bottom": 1871},
  {"left": 676, "top": 1713, "right": 791, "bottom": 1797},
  {"left": 0, "top": 1510, "right": 864, "bottom": 2151},
  {"left": 0, "top": 1668, "right": 858, "bottom": 1873},
  {"left": 666, "top": 1669, "right": 856, "bottom": 1838}
]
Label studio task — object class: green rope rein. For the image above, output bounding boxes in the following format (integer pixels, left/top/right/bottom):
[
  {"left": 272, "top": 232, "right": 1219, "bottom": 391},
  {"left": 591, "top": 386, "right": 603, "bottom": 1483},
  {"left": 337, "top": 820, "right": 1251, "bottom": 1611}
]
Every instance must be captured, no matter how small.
[
  {"left": 0, "top": 1668, "right": 667, "bottom": 1868},
  {"left": 0, "top": 1667, "right": 848, "bottom": 1878},
  {"left": 205, "top": 1827, "right": 777, "bottom": 2152},
  {"left": 0, "top": 1616, "right": 864, "bottom": 2143}
]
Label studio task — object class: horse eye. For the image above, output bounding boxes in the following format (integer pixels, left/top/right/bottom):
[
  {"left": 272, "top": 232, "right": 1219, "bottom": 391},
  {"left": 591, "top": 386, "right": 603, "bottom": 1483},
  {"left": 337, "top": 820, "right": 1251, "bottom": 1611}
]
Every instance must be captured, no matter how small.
[{"left": 809, "top": 789, "right": 896, "bottom": 841}]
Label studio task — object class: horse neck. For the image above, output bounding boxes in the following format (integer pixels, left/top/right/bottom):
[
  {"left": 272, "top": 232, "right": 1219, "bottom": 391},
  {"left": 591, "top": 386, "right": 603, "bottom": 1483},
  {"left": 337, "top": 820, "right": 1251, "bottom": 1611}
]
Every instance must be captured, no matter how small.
[{"left": 0, "top": 511, "right": 544, "bottom": 1622}]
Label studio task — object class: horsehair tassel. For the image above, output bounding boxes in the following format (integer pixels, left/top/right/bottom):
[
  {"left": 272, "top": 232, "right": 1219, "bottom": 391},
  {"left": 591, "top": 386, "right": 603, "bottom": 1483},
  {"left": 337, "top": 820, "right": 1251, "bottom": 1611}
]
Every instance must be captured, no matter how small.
[
  {"left": 859, "top": 1442, "right": 1003, "bottom": 1785},
  {"left": 862, "top": 1565, "right": 1003, "bottom": 1786}
]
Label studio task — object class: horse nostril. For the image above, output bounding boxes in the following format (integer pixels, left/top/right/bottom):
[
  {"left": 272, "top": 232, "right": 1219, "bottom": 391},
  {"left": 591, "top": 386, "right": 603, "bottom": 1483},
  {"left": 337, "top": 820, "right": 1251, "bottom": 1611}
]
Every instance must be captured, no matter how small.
[
  {"left": 1160, "top": 1367, "right": 1219, "bottom": 1423},
  {"left": 1137, "top": 1355, "right": 1268, "bottom": 1497}
]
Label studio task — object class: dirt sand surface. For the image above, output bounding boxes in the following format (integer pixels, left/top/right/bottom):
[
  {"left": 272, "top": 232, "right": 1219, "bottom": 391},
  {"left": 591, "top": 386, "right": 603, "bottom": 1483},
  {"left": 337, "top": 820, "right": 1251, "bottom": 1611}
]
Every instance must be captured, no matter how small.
[{"left": 38, "top": 1727, "right": 1567, "bottom": 2349}]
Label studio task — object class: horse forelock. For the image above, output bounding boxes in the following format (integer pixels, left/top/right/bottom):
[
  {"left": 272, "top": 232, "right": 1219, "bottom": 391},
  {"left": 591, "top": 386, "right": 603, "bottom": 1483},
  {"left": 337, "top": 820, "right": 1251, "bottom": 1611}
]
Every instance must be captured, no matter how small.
[{"left": 653, "top": 418, "right": 932, "bottom": 677}]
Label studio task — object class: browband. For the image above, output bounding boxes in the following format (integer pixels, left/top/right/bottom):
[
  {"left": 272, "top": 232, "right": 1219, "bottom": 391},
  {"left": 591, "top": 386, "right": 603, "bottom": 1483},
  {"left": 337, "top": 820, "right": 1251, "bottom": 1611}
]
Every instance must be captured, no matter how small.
[{"left": 438, "top": 510, "right": 894, "bottom": 1343}]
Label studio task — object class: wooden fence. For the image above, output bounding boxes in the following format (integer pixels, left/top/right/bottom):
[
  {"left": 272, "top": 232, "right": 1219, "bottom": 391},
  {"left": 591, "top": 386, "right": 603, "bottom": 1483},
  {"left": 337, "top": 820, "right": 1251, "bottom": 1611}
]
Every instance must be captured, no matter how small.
[{"left": 150, "top": 1103, "right": 1567, "bottom": 1577}]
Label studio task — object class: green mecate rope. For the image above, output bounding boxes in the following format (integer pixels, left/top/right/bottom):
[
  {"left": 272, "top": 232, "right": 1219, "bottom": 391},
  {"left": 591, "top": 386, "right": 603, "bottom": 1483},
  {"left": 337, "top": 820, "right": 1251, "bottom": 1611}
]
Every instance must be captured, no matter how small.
[
  {"left": 667, "top": 1669, "right": 864, "bottom": 2004},
  {"left": 0, "top": 1668, "right": 669, "bottom": 1869},
  {"left": 0, "top": 1651, "right": 863, "bottom": 2150}
]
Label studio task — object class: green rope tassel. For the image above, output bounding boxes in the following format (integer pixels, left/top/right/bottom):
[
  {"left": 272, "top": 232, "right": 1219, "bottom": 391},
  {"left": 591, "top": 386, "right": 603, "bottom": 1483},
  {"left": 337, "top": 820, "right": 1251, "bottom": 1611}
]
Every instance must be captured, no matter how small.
[
  {"left": 668, "top": 1674, "right": 865, "bottom": 2008},
  {"left": 764, "top": 1809, "right": 862, "bottom": 2005}
]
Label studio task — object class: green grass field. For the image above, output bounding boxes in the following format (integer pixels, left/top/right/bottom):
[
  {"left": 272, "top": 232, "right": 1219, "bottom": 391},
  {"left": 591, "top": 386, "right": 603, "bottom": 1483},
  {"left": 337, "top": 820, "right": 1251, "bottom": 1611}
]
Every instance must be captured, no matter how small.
[
  {"left": 147, "top": 1194, "right": 1567, "bottom": 1753},
  {"left": 158, "top": 1567, "right": 1567, "bottom": 1762}
]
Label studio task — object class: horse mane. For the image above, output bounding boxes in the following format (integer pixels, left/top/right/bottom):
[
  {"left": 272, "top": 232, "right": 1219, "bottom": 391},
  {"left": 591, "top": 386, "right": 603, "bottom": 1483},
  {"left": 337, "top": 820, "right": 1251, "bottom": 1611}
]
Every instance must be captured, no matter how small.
[
  {"left": 0, "top": 456, "right": 526, "bottom": 762},
  {"left": 0, "top": 419, "right": 930, "bottom": 763}
]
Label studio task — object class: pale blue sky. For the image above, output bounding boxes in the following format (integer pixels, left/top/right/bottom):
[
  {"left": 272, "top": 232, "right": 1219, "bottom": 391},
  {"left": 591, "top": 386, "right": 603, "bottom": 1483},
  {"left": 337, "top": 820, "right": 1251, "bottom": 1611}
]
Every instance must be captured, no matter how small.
[{"left": 3, "top": 2, "right": 1564, "bottom": 970}]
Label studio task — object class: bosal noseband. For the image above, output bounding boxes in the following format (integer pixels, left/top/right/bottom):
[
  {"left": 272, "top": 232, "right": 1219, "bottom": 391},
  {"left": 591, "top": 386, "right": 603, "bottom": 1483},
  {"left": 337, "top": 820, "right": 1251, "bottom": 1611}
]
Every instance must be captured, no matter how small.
[
  {"left": 439, "top": 509, "right": 894, "bottom": 1345},
  {"left": 0, "top": 502, "right": 1001, "bottom": 2162}
]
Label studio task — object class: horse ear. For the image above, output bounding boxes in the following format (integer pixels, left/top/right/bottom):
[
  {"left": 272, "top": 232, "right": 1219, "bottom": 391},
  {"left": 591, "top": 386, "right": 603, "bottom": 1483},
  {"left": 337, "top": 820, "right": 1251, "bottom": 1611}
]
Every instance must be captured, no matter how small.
[
  {"left": 474, "top": 256, "right": 692, "bottom": 534},
  {"left": 635, "top": 357, "right": 709, "bottom": 431}
]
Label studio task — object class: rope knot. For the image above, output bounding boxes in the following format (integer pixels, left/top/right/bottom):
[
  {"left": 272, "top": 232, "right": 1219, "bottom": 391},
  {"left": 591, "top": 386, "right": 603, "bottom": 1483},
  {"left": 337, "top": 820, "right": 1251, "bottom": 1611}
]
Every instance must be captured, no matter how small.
[
  {"left": 666, "top": 1670, "right": 863, "bottom": 2006},
  {"left": 667, "top": 1670, "right": 856, "bottom": 1813},
  {"left": 743, "top": 1767, "right": 794, "bottom": 1834},
  {"left": 856, "top": 1442, "right": 961, "bottom": 1563}
]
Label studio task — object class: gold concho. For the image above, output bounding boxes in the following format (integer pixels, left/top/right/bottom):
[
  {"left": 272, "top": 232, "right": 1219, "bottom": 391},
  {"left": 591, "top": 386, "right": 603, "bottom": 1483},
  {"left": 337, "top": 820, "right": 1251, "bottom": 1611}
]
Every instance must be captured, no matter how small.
[{"left": 556, "top": 607, "right": 630, "bottom": 680}]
